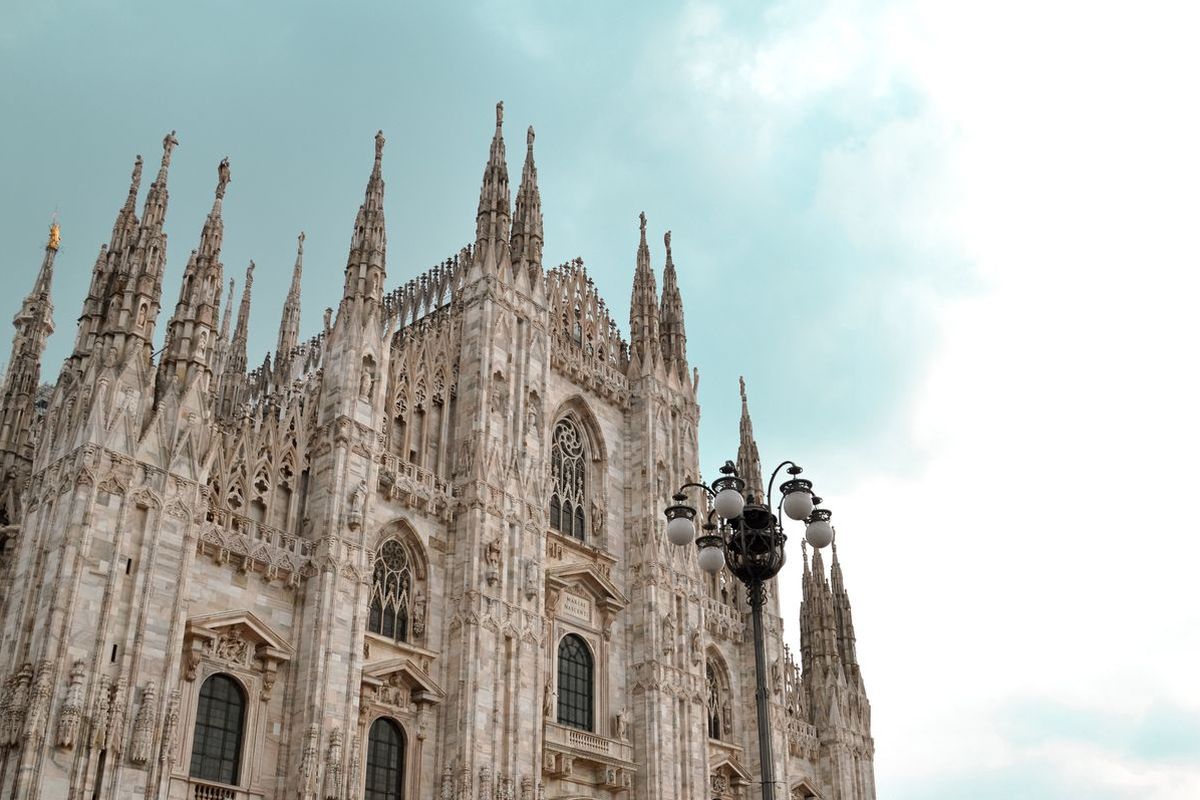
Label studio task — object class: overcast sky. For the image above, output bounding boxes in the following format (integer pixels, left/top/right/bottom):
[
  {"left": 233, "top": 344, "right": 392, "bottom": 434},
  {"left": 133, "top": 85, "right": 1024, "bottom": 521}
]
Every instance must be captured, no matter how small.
[{"left": 3, "top": 1, "right": 1199, "bottom": 796}]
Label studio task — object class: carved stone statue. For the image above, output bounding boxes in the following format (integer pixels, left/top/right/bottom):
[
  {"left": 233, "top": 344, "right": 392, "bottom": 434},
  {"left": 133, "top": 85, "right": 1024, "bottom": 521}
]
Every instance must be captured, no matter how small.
[
  {"left": 615, "top": 705, "right": 629, "bottom": 741},
  {"left": 523, "top": 559, "right": 538, "bottom": 600},
  {"left": 542, "top": 682, "right": 554, "bottom": 718},
  {"left": 485, "top": 537, "right": 501, "bottom": 586},
  {"left": 348, "top": 479, "right": 366, "bottom": 530},
  {"left": 412, "top": 590, "right": 427, "bottom": 636},
  {"left": 662, "top": 611, "right": 676, "bottom": 656}
]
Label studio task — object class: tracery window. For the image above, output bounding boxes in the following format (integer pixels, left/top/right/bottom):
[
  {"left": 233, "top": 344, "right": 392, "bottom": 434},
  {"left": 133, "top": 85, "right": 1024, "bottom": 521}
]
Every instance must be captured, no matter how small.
[
  {"left": 369, "top": 539, "right": 412, "bottom": 642},
  {"left": 557, "top": 634, "right": 594, "bottom": 731},
  {"left": 549, "top": 418, "right": 587, "bottom": 540},
  {"left": 189, "top": 673, "right": 245, "bottom": 785},
  {"left": 365, "top": 717, "right": 406, "bottom": 800}
]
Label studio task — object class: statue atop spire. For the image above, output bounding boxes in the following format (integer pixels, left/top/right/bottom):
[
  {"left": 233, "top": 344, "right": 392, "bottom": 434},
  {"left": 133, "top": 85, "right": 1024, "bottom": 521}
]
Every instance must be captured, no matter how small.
[
  {"left": 511, "top": 122, "right": 543, "bottom": 279},
  {"left": 161, "top": 130, "right": 179, "bottom": 169},
  {"left": 215, "top": 157, "right": 231, "bottom": 200},
  {"left": 474, "top": 100, "right": 512, "bottom": 278},
  {"left": 374, "top": 130, "right": 385, "bottom": 165},
  {"left": 629, "top": 211, "right": 659, "bottom": 369}
]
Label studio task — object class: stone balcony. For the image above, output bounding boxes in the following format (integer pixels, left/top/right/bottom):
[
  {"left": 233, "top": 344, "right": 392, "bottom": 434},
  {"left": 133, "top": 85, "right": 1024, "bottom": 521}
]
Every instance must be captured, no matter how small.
[{"left": 543, "top": 721, "right": 636, "bottom": 790}]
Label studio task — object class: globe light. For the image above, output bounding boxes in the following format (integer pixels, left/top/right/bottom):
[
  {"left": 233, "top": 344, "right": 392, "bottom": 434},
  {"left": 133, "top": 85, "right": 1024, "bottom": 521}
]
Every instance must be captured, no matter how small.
[
  {"left": 666, "top": 515, "right": 696, "bottom": 546},
  {"left": 713, "top": 487, "right": 745, "bottom": 520},
  {"left": 782, "top": 489, "right": 813, "bottom": 521},
  {"left": 697, "top": 545, "right": 726, "bottom": 574},
  {"left": 805, "top": 509, "right": 834, "bottom": 549}
]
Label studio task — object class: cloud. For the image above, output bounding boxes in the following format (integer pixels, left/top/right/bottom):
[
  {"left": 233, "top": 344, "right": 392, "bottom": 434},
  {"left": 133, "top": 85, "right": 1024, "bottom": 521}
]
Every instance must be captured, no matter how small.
[{"left": 665, "top": 0, "right": 1200, "bottom": 797}]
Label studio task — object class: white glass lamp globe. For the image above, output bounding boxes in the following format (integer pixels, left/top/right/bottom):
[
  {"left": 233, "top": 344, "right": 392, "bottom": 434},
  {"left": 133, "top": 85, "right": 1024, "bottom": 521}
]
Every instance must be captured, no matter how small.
[
  {"left": 782, "top": 490, "right": 814, "bottom": 521},
  {"left": 805, "top": 518, "right": 834, "bottom": 548},
  {"left": 666, "top": 516, "right": 696, "bottom": 546},
  {"left": 713, "top": 487, "right": 745, "bottom": 520},
  {"left": 698, "top": 545, "right": 726, "bottom": 574}
]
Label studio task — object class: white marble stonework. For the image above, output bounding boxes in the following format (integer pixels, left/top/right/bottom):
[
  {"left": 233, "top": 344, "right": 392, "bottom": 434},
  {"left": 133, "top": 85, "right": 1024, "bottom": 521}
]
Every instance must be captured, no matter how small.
[{"left": 0, "top": 106, "right": 874, "bottom": 800}]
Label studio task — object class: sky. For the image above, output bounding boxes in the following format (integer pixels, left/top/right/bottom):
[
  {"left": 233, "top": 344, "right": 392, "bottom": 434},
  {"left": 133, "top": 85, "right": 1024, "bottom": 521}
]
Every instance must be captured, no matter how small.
[{"left": 3, "top": 1, "right": 1200, "bottom": 797}]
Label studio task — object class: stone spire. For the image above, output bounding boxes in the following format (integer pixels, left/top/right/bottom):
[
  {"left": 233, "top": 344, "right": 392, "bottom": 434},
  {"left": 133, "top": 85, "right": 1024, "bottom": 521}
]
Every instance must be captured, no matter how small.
[
  {"left": 341, "top": 132, "right": 387, "bottom": 311},
  {"left": 229, "top": 260, "right": 254, "bottom": 377},
  {"left": 658, "top": 230, "right": 687, "bottom": 379},
  {"left": 0, "top": 222, "right": 58, "bottom": 523},
  {"left": 276, "top": 232, "right": 304, "bottom": 363},
  {"left": 95, "top": 132, "right": 178, "bottom": 365},
  {"left": 628, "top": 211, "right": 660, "bottom": 370},
  {"left": 510, "top": 125, "right": 543, "bottom": 281},
  {"left": 829, "top": 539, "right": 859, "bottom": 670},
  {"left": 735, "top": 376, "right": 765, "bottom": 500},
  {"left": 156, "top": 157, "right": 230, "bottom": 400},
  {"left": 71, "top": 155, "right": 142, "bottom": 366},
  {"left": 474, "top": 101, "right": 512, "bottom": 278}
]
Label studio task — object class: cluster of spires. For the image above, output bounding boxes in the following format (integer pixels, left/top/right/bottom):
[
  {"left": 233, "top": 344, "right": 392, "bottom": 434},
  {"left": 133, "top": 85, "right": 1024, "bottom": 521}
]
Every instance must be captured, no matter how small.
[{"left": 0, "top": 101, "right": 696, "bottom": 490}]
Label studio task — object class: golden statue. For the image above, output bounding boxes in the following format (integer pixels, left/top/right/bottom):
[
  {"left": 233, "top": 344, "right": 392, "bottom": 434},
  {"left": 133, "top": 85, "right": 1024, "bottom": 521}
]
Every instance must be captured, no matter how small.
[{"left": 48, "top": 221, "right": 61, "bottom": 251}]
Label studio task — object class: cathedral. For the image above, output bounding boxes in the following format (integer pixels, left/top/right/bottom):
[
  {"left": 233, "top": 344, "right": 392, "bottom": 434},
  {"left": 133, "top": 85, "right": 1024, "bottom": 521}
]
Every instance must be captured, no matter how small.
[{"left": 0, "top": 103, "right": 874, "bottom": 800}]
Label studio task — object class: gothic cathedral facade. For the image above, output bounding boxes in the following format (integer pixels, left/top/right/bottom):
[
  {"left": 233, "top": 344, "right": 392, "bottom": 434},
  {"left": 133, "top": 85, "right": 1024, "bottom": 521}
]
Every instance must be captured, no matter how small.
[{"left": 0, "top": 104, "right": 874, "bottom": 800}]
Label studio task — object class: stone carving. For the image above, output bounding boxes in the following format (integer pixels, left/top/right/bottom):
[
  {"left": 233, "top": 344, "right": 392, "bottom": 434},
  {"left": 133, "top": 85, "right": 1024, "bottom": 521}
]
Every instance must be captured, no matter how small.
[
  {"left": 441, "top": 762, "right": 455, "bottom": 800},
  {"left": 324, "top": 726, "right": 344, "bottom": 800},
  {"left": 484, "top": 537, "right": 501, "bottom": 586},
  {"left": 360, "top": 360, "right": 376, "bottom": 401},
  {"left": 300, "top": 722, "right": 320, "bottom": 800},
  {"left": 413, "top": 589, "right": 427, "bottom": 636},
  {"left": 215, "top": 629, "right": 252, "bottom": 666},
  {"left": 24, "top": 660, "right": 52, "bottom": 742},
  {"left": 160, "top": 689, "right": 180, "bottom": 768},
  {"left": 348, "top": 479, "right": 366, "bottom": 530},
  {"left": 106, "top": 675, "right": 128, "bottom": 755},
  {"left": 690, "top": 630, "right": 702, "bottom": 665},
  {"left": 347, "top": 735, "right": 361, "bottom": 800},
  {"left": 479, "top": 764, "right": 493, "bottom": 800},
  {"left": 542, "top": 681, "right": 554, "bottom": 719},
  {"left": 721, "top": 699, "right": 732, "bottom": 734},
  {"left": 2, "top": 663, "right": 32, "bottom": 746},
  {"left": 523, "top": 559, "right": 538, "bottom": 600},
  {"left": 520, "top": 777, "right": 532, "bottom": 800},
  {"left": 90, "top": 675, "right": 112, "bottom": 750},
  {"left": 129, "top": 681, "right": 157, "bottom": 764},
  {"left": 615, "top": 705, "right": 629, "bottom": 741},
  {"left": 55, "top": 660, "right": 87, "bottom": 748},
  {"left": 662, "top": 611, "right": 676, "bottom": 656}
]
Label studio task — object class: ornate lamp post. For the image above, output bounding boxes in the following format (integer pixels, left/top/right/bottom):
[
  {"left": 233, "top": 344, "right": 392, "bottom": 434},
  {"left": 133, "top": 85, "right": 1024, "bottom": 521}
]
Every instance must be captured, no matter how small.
[{"left": 664, "top": 460, "right": 834, "bottom": 800}]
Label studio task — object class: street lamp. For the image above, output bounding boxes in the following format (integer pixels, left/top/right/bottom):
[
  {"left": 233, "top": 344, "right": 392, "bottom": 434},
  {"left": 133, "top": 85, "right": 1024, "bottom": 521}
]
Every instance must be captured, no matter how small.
[{"left": 664, "top": 460, "right": 834, "bottom": 800}]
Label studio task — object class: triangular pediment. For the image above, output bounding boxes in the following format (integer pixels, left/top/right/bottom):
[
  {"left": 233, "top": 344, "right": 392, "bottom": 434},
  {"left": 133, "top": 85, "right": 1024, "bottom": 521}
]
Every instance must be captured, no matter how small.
[
  {"left": 187, "top": 609, "right": 293, "bottom": 657},
  {"left": 363, "top": 657, "right": 446, "bottom": 703},
  {"left": 546, "top": 563, "right": 629, "bottom": 611},
  {"left": 711, "top": 754, "right": 753, "bottom": 783}
]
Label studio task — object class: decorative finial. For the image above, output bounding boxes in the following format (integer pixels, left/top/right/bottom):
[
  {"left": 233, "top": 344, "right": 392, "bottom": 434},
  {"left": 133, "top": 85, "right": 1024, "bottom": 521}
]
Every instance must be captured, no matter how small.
[
  {"left": 132, "top": 155, "right": 143, "bottom": 185},
  {"left": 496, "top": 101, "right": 504, "bottom": 127},
  {"left": 527, "top": 126, "right": 535, "bottom": 150},
  {"left": 639, "top": 211, "right": 647, "bottom": 233},
  {"left": 374, "top": 130, "right": 385, "bottom": 164},
  {"left": 664, "top": 230, "right": 672, "bottom": 255},
  {"left": 47, "top": 214, "right": 61, "bottom": 251},
  {"left": 215, "top": 157, "right": 231, "bottom": 199},
  {"left": 161, "top": 131, "right": 179, "bottom": 166},
  {"left": 298, "top": 231, "right": 305, "bottom": 250},
  {"left": 739, "top": 375, "right": 747, "bottom": 402},
  {"left": 246, "top": 260, "right": 255, "bottom": 280}
]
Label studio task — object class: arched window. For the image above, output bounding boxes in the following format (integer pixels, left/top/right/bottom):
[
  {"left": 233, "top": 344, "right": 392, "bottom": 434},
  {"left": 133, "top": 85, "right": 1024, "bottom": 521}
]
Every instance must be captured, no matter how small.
[
  {"left": 557, "top": 634, "right": 593, "bottom": 731},
  {"left": 549, "top": 418, "right": 587, "bottom": 541},
  {"left": 706, "top": 661, "right": 723, "bottom": 739},
  {"left": 369, "top": 539, "right": 412, "bottom": 642},
  {"left": 365, "top": 717, "right": 406, "bottom": 800},
  {"left": 189, "top": 673, "right": 245, "bottom": 785}
]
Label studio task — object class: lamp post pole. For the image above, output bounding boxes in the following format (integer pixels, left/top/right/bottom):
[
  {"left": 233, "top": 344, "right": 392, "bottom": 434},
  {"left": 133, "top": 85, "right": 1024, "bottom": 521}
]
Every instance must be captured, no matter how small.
[{"left": 664, "top": 460, "right": 836, "bottom": 800}]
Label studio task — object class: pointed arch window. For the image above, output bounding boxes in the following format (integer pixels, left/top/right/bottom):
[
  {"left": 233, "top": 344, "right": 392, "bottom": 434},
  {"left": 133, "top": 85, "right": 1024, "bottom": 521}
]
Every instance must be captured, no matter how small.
[
  {"left": 369, "top": 539, "right": 412, "bottom": 642},
  {"left": 189, "top": 673, "right": 245, "bottom": 785},
  {"left": 549, "top": 418, "right": 587, "bottom": 541},
  {"left": 557, "top": 634, "right": 593, "bottom": 731},
  {"left": 365, "top": 717, "right": 406, "bottom": 800}
]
